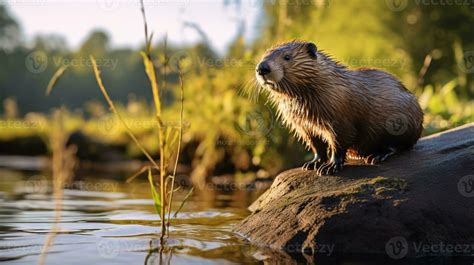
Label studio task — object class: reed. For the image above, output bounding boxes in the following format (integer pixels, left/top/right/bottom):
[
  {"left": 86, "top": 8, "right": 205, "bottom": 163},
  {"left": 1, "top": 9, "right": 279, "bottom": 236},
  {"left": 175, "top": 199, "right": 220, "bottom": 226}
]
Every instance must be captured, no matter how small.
[
  {"left": 88, "top": 0, "right": 189, "bottom": 242},
  {"left": 90, "top": 54, "right": 186, "bottom": 241},
  {"left": 37, "top": 109, "right": 76, "bottom": 265},
  {"left": 43, "top": 0, "right": 190, "bottom": 245}
]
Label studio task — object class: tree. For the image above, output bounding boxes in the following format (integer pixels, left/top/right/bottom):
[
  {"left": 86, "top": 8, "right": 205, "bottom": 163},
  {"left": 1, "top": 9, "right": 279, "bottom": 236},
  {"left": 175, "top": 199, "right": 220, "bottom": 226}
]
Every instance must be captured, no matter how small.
[
  {"left": 78, "top": 30, "right": 110, "bottom": 57},
  {"left": 0, "top": 6, "right": 21, "bottom": 51},
  {"left": 33, "top": 35, "right": 68, "bottom": 53},
  {"left": 385, "top": 0, "right": 474, "bottom": 96}
]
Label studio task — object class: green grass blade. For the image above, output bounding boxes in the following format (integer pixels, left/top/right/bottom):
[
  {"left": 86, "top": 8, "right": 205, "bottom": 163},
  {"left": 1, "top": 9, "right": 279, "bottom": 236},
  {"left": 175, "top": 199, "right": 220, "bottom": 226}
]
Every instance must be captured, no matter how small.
[
  {"left": 173, "top": 187, "right": 194, "bottom": 218},
  {"left": 140, "top": 51, "right": 162, "bottom": 119},
  {"left": 90, "top": 55, "right": 161, "bottom": 172},
  {"left": 147, "top": 169, "right": 162, "bottom": 217}
]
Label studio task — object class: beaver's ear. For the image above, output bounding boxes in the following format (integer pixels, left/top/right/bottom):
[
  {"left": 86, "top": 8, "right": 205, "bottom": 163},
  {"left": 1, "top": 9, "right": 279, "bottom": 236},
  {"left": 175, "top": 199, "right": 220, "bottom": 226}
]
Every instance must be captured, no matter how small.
[{"left": 306, "top": 42, "right": 318, "bottom": 59}]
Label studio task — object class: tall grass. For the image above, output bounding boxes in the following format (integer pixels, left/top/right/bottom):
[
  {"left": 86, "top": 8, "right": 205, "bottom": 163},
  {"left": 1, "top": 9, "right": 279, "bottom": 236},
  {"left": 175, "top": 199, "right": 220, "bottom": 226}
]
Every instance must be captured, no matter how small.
[
  {"left": 37, "top": 109, "right": 76, "bottom": 265},
  {"left": 88, "top": 0, "right": 189, "bottom": 241},
  {"left": 90, "top": 56, "right": 185, "bottom": 240},
  {"left": 40, "top": 0, "right": 189, "bottom": 248},
  {"left": 138, "top": 0, "right": 167, "bottom": 237}
]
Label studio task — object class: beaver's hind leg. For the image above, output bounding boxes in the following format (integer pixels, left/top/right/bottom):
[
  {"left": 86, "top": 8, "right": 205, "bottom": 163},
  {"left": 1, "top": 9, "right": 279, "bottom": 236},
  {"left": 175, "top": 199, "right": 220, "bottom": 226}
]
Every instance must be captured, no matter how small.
[
  {"left": 364, "top": 147, "right": 397, "bottom": 165},
  {"left": 302, "top": 137, "right": 329, "bottom": 171}
]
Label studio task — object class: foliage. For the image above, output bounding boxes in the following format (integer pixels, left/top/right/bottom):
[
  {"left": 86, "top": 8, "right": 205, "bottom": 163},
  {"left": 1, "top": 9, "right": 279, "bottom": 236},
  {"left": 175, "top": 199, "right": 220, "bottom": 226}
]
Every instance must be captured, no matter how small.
[
  {"left": 0, "top": 1, "right": 473, "bottom": 179},
  {"left": 421, "top": 79, "right": 474, "bottom": 135},
  {"left": 0, "top": 6, "right": 21, "bottom": 51}
]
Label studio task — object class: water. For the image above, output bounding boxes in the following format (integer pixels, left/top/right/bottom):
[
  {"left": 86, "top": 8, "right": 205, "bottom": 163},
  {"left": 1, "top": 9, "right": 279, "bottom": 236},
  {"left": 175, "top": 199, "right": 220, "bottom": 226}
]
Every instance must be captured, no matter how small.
[
  {"left": 1, "top": 169, "right": 472, "bottom": 265},
  {"left": 0, "top": 169, "right": 266, "bottom": 265}
]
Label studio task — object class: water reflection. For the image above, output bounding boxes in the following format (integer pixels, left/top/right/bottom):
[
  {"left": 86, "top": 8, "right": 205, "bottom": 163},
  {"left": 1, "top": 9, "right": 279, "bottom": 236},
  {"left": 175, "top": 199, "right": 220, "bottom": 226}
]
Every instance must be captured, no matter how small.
[
  {"left": 1, "top": 169, "right": 469, "bottom": 265},
  {"left": 0, "top": 169, "right": 264, "bottom": 265}
]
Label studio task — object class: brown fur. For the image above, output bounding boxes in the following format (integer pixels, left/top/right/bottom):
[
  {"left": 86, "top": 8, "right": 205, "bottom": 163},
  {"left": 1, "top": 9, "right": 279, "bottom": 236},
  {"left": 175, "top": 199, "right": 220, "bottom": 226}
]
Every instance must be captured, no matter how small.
[{"left": 256, "top": 41, "right": 423, "bottom": 173}]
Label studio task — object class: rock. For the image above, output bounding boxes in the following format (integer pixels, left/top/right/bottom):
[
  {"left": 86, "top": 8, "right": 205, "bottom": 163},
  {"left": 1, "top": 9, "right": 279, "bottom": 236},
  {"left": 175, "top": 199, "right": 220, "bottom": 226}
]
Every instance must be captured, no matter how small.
[{"left": 234, "top": 123, "right": 474, "bottom": 258}]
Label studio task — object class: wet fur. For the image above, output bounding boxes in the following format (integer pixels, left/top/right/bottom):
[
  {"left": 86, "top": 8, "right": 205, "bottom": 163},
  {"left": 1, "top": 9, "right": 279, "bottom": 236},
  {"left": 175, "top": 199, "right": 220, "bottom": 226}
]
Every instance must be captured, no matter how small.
[{"left": 257, "top": 41, "right": 423, "bottom": 169}]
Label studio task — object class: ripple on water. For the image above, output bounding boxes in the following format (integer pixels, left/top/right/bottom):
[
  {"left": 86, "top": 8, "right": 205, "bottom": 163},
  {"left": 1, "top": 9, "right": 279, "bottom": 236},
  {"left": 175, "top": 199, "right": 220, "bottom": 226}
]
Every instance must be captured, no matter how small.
[{"left": 0, "top": 174, "right": 263, "bottom": 265}]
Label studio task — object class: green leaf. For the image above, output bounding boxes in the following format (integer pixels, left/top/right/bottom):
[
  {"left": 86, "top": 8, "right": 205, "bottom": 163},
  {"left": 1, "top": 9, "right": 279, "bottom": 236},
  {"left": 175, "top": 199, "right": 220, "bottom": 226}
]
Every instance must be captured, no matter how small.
[{"left": 147, "top": 169, "right": 162, "bottom": 217}]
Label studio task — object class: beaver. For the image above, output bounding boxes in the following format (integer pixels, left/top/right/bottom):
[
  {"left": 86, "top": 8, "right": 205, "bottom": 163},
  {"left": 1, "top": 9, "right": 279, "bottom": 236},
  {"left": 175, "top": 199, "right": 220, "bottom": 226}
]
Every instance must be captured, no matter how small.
[{"left": 255, "top": 41, "right": 423, "bottom": 175}]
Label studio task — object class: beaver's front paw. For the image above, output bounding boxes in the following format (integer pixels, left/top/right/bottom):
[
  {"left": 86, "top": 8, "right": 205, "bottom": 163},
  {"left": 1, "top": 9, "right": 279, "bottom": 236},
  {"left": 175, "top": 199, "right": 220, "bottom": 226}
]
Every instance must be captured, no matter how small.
[
  {"left": 316, "top": 159, "right": 343, "bottom": 176},
  {"left": 302, "top": 155, "right": 326, "bottom": 171}
]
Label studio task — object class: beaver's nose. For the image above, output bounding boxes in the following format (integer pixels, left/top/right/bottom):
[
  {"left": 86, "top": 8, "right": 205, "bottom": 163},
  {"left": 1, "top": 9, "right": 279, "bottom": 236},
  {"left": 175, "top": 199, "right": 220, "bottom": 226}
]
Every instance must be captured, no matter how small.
[{"left": 257, "top": 61, "right": 271, "bottom": 75}]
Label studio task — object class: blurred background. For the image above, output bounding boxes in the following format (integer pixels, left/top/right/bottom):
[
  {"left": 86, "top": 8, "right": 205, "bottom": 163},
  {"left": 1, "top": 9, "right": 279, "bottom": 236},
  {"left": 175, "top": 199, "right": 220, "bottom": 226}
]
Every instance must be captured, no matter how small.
[{"left": 1, "top": 0, "right": 473, "bottom": 184}]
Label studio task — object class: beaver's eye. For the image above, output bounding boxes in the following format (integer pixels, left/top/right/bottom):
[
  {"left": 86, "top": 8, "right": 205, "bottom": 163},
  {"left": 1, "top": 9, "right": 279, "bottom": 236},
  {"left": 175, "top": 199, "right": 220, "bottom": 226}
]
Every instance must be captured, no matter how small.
[{"left": 283, "top": 54, "right": 291, "bottom": 61}]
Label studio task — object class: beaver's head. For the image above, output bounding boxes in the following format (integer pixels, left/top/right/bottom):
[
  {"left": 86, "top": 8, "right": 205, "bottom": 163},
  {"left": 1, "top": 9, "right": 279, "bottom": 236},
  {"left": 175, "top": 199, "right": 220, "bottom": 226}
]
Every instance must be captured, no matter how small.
[{"left": 256, "top": 41, "right": 318, "bottom": 94}]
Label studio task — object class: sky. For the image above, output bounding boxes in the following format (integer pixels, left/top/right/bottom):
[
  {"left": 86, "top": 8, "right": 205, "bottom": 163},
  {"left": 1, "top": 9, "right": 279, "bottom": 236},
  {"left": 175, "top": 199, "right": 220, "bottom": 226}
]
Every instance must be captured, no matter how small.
[{"left": 4, "top": 0, "right": 261, "bottom": 54}]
